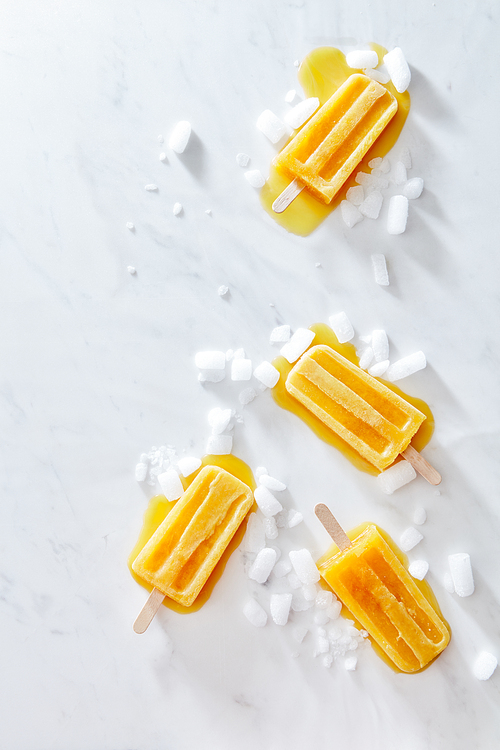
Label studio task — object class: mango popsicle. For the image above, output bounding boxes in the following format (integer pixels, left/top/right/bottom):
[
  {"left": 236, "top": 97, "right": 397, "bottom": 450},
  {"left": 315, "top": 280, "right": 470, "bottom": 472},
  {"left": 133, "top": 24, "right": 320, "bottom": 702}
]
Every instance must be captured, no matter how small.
[
  {"left": 315, "top": 505, "right": 450, "bottom": 673},
  {"left": 273, "top": 74, "right": 397, "bottom": 212},
  {"left": 285, "top": 344, "right": 426, "bottom": 473},
  {"left": 132, "top": 465, "right": 253, "bottom": 609}
]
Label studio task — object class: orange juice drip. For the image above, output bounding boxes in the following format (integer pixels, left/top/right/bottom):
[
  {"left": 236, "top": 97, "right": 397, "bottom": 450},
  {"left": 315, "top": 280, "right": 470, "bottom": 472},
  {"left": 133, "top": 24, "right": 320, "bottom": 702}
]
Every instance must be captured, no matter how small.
[
  {"left": 128, "top": 454, "right": 256, "bottom": 614},
  {"left": 260, "top": 45, "right": 410, "bottom": 236},
  {"left": 316, "top": 522, "right": 451, "bottom": 673},
  {"left": 272, "top": 323, "right": 434, "bottom": 475}
]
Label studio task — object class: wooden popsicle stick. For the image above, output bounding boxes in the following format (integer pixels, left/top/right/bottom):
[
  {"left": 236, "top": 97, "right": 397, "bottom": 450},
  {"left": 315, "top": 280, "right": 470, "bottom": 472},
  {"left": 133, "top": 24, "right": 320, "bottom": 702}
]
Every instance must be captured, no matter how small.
[
  {"left": 401, "top": 445, "right": 441, "bottom": 486},
  {"left": 314, "top": 503, "right": 351, "bottom": 551},
  {"left": 133, "top": 587, "right": 165, "bottom": 634},
  {"left": 272, "top": 178, "right": 304, "bottom": 213}
]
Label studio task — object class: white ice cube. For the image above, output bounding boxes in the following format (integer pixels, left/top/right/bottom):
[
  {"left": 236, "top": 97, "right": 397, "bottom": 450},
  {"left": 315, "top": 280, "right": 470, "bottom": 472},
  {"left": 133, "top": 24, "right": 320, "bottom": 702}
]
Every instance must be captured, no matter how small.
[
  {"left": 340, "top": 200, "right": 363, "bottom": 228},
  {"left": 285, "top": 89, "right": 297, "bottom": 103},
  {"left": 169, "top": 121, "right": 192, "bottom": 153},
  {"left": 254, "top": 486, "right": 283, "bottom": 518},
  {"left": 355, "top": 171, "right": 373, "bottom": 186},
  {"left": 413, "top": 506, "right": 427, "bottom": 525},
  {"left": 236, "top": 152, "right": 250, "bottom": 167},
  {"left": 400, "top": 527, "right": 423, "bottom": 551},
  {"left": 449, "top": 553, "right": 474, "bottom": 597},
  {"left": 378, "top": 461, "right": 417, "bottom": 494},
  {"left": 198, "top": 370, "right": 225, "bottom": 383},
  {"left": 387, "top": 195, "right": 409, "bottom": 235},
  {"left": 256, "top": 109, "right": 286, "bottom": 143},
  {"left": 270, "top": 593, "right": 292, "bottom": 625},
  {"left": 372, "top": 329, "right": 389, "bottom": 362},
  {"left": 326, "top": 601, "right": 342, "bottom": 620},
  {"left": 208, "top": 407, "right": 232, "bottom": 434},
  {"left": 244, "top": 170, "right": 265, "bottom": 188},
  {"left": 231, "top": 358, "right": 252, "bottom": 381},
  {"left": 157, "top": 469, "right": 183, "bottom": 501},
  {"left": 259, "top": 474, "right": 286, "bottom": 491},
  {"left": 346, "top": 50, "right": 379, "bottom": 69},
  {"left": 239, "top": 387, "right": 257, "bottom": 405},
  {"left": 409, "top": 560, "right": 429, "bottom": 580},
  {"left": 177, "top": 456, "right": 201, "bottom": 477},
  {"left": 364, "top": 67, "right": 390, "bottom": 84},
  {"left": 371, "top": 253, "right": 389, "bottom": 286},
  {"left": 263, "top": 517, "right": 278, "bottom": 540},
  {"left": 287, "top": 510, "right": 303, "bottom": 528},
  {"left": 145, "top": 184, "right": 158, "bottom": 191},
  {"left": 368, "top": 360, "right": 389, "bottom": 377},
  {"left": 206, "top": 434, "right": 233, "bottom": 455},
  {"left": 383, "top": 47, "right": 411, "bottom": 93},
  {"left": 248, "top": 548, "right": 277, "bottom": 583},
  {"left": 195, "top": 351, "right": 226, "bottom": 369},
  {"left": 399, "top": 146, "right": 412, "bottom": 169},
  {"left": 289, "top": 549, "right": 320, "bottom": 584},
  {"left": 126, "top": 222, "right": 135, "bottom": 230},
  {"left": 403, "top": 177, "right": 424, "bottom": 199},
  {"left": 386, "top": 351, "right": 426, "bottom": 381},
  {"left": 302, "top": 583, "right": 318, "bottom": 601},
  {"left": 244, "top": 512, "right": 266, "bottom": 554},
  {"left": 284, "top": 97, "right": 320, "bottom": 129},
  {"left": 253, "top": 361, "right": 280, "bottom": 388},
  {"left": 270, "top": 324, "right": 291, "bottom": 343},
  {"left": 273, "top": 558, "right": 292, "bottom": 578},
  {"left": 393, "top": 161, "right": 407, "bottom": 185},
  {"left": 243, "top": 599, "right": 267, "bottom": 627},
  {"left": 346, "top": 185, "right": 364, "bottom": 206},
  {"left": 135, "top": 462, "right": 148, "bottom": 482},
  {"left": 172, "top": 202, "right": 183, "bottom": 216},
  {"left": 358, "top": 347, "right": 374, "bottom": 370},
  {"left": 217, "top": 284, "right": 229, "bottom": 297},
  {"left": 315, "top": 590, "right": 334, "bottom": 609},
  {"left": 473, "top": 652, "right": 498, "bottom": 681},
  {"left": 344, "top": 656, "right": 358, "bottom": 671},
  {"left": 329, "top": 311, "right": 354, "bottom": 343},
  {"left": 359, "top": 190, "right": 383, "bottom": 219},
  {"left": 280, "top": 328, "right": 315, "bottom": 363}
]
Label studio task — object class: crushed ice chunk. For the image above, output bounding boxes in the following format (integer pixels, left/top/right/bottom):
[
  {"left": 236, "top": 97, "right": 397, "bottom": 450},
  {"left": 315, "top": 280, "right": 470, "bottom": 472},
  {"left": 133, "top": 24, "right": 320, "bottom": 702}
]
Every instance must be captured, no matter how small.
[
  {"left": 239, "top": 387, "right": 257, "bottom": 405},
  {"left": 372, "top": 329, "right": 389, "bottom": 362},
  {"left": 403, "top": 177, "right": 424, "bottom": 199},
  {"left": 368, "top": 360, "right": 389, "bottom": 377},
  {"left": 302, "top": 584, "right": 318, "bottom": 601},
  {"left": 217, "top": 285, "right": 229, "bottom": 297},
  {"left": 273, "top": 558, "right": 292, "bottom": 578},
  {"left": 292, "top": 625, "right": 308, "bottom": 643},
  {"left": 364, "top": 67, "right": 391, "bottom": 84},
  {"left": 360, "top": 190, "right": 383, "bottom": 219},
  {"left": 358, "top": 347, "right": 374, "bottom": 370},
  {"left": 169, "top": 121, "right": 192, "bottom": 153},
  {"left": 285, "top": 89, "right": 297, "bottom": 103},
  {"left": 244, "top": 512, "right": 265, "bottom": 554},
  {"left": 173, "top": 202, "right": 183, "bottom": 216},
  {"left": 346, "top": 185, "right": 364, "bottom": 205},
  {"left": 383, "top": 47, "right": 411, "bottom": 93},
  {"left": 284, "top": 97, "right": 320, "bottom": 129},
  {"left": 368, "top": 157, "right": 383, "bottom": 169},
  {"left": 270, "top": 593, "right": 292, "bottom": 626},
  {"left": 195, "top": 351, "right": 226, "bottom": 370},
  {"left": 315, "top": 590, "right": 334, "bottom": 609},
  {"left": 378, "top": 461, "right": 417, "bottom": 494},
  {"left": 399, "top": 146, "right": 412, "bottom": 169},
  {"left": 254, "top": 486, "right": 283, "bottom": 518},
  {"left": 473, "top": 652, "right": 498, "bottom": 680},
  {"left": 314, "top": 610, "right": 329, "bottom": 626},
  {"left": 413, "top": 506, "right": 427, "bottom": 525},
  {"left": 177, "top": 456, "right": 201, "bottom": 477},
  {"left": 157, "top": 469, "right": 183, "bottom": 501},
  {"left": 409, "top": 560, "right": 429, "bottom": 580},
  {"left": 393, "top": 161, "right": 408, "bottom": 185},
  {"left": 329, "top": 311, "right": 354, "bottom": 343},
  {"left": 270, "top": 324, "right": 291, "bottom": 343},
  {"left": 248, "top": 547, "right": 277, "bottom": 583},
  {"left": 126, "top": 222, "right": 135, "bottom": 230},
  {"left": 208, "top": 407, "right": 232, "bottom": 434},
  {"left": 145, "top": 184, "right": 158, "bottom": 191},
  {"left": 340, "top": 200, "right": 363, "bottom": 227},
  {"left": 355, "top": 171, "right": 373, "bottom": 186},
  {"left": 255, "top": 466, "right": 268, "bottom": 478},
  {"left": 387, "top": 195, "right": 409, "bottom": 234},
  {"left": 289, "top": 549, "right": 320, "bottom": 584},
  {"left": 231, "top": 358, "right": 253, "bottom": 381},
  {"left": 449, "top": 553, "right": 474, "bottom": 597},
  {"left": 135, "top": 462, "right": 148, "bottom": 482},
  {"left": 243, "top": 599, "right": 267, "bottom": 627},
  {"left": 443, "top": 571, "right": 455, "bottom": 593},
  {"left": 280, "top": 328, "right": 315, "bottom": 363},
  {"left": 253, "top": 361, "right": 280, "bottom": 388},
  {"left": 245, "top": 169, "right": 265, "bottom": 188},
  {"left": 346, "top": 49, "right": 378, "bottom": 69},
  {"left": 198, "top": 370, "right": 225, "bottom": 383},
  {"left": 263, "top": 517, "right": 278, "bottom": 540},
  {"left": 127, "top": 266, "right": 136, "bottom": 275},
  {"left": 206, "top": 434, "right": 232, "bottom": 455},
  {"left": 287, "top": 509, "right": 303, "bottom": 528},
  {"left": 236, "top": 152, "right": 250, "bottom": 167},
  {"left": 256, "top": 109, "right": 286, "bottom": 143},
  {"left": 400, "top": 527, "right": 423, "bottom": 551},
  {"left": 371, "top": 253, "right": 389, "bottom": 286},
  {"left": 287, "top": 572, "right": 302, "bottom": 590},
  {"left": 326, "top": 601, "right": 342, "bottom": 620},
  {"left": 344, "top": 656, "right": 358, "bottom": 671},
  {"left": 259, "top": 474, "right": 286, "bottom": 491},
  {"left": 386, "top": 351, "right": 426, "bottom": 381}
]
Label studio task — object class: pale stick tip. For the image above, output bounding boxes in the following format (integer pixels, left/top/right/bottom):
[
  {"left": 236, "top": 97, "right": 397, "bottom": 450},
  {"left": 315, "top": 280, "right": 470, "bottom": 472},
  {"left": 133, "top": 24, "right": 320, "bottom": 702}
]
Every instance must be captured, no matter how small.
[
  {"left": 402, "top": 445, "right": 441, "bottom": 486},
  {"left": 314, "top": 504, "right": 351, "bottom": 551},
  {"left": 133, "top": 587, "right": 165, "bottom": 634},
  {"left": 272, "top": 178, "right": 303, "bottom": 213}
]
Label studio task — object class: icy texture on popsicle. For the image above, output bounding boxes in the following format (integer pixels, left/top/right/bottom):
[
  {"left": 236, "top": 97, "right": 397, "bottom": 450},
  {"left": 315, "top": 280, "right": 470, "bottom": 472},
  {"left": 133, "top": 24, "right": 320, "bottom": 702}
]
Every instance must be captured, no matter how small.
[
  {"left": 318, "top": 524, "right": 450, "bottom": 672},
  {"left": 285, "top": 344, "right": 425, "bottom": 471},
  {"left": 132, "top": 465, "right": 253, "bottom": 607},
  {"left": 274, "top": 74, "right": 397, "bottom": 204}
]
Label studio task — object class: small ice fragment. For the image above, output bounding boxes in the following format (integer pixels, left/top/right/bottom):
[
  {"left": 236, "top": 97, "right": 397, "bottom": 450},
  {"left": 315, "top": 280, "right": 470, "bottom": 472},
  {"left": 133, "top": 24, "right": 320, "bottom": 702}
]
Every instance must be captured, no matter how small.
[
  {"left": 386, "top": 351, "right": 426, "bottom": 381},
  {"left": 231, "top": 358, "right": 253, "bottom": 381},
  {"left": 256, "top": 109, "right": 286, "bottom": 143},
  {"left": 217, "top": 285, "right": 229, "bottom": 297},
  {"left": 473, "top": 652, "right": 498, "bottom": 681},
  {"left": 206, "top": 434, "right": 233, "bottom": 455},
  {"left": 287, "top": 510, "right": 303, "bottom": 528},
  {"left": 254, "top": 486, "right": 283, "bottom": 518},
  {"left": 293, "top": 625, "right": 308, "bottom": 643},
  {"left": 358, "top": 347, "right": 374, "bottom": 370},
  {"left": 360, "top": 190, "right": 383, "bottom": 219},
  {"left": 287, "top": 572, "right": 302, "bottom": 590},
  {"left": 314, "top": 610, "right": 329, "bottom": 626},
  {"left": 409, "top": 560, "right": 429, "bottom": 580},
  {"left": 173, "top": 202, "right": 183, "bottom": 216},
  {"left": 259, "top": 474, "right": 286, "bottom": 491},
  {"left": 280, "top": 328, "right": 315, "bottom": 363},
  {"left": 346, "top": 50, "right": 378, "bottom": 69},
  {"left": 378, "top": 462, "right": 417, "bottom": 494},
  {"left": 346, "top": 185, "right": 364, "bottom": 205},
  {"left": 169, "top": 121, "right": 192, "bottom": 153},
  {"left": 248, "top": 548, "right": 277, "bottom": 583},
  {"left": 379, "top": 157, "right": 391, "bottom": 173},
  {"left": 293, "top": 59, "right": 300, "bottom": 67},
  {"left": 403, "top": 177, "right": 424, "bottom": 199},
  {"left": 236, "top": 152, "right": 250, "bottom": 167},
  {"left": 285, "top": 89, "right": 296, "bottom": 103},
  {"left": 270, "top": 593, "right": 292, "bottom": 625},
  {"left": 359, "top": 334, "right": 372, "bottom": 344},
  {"left": 393, "top": 161, "right": 408, "bottom": 185},
  {"left": 157, "top": 469, "right": 183, "bottom": 501},
  {"left": 371, "top": 254, "right": 389, "bottom": 286},
  {"left": 443, "top": 571, "right": 455, "bottom": 593},
  {"left": 263, "top": 517, "right": 278, "bottom": 540},
  {"left": 198, "top": 370, "right": 225, "bottom": 383},
  {"left": 127, "top": 266, "right": 136, "bottom": 275},
  {"left": 341, "top": 200, "right": 363, "bottom": 227},
  {"left": 291, "top": 592, "right": 314, "bottom": 612},
  {"left": 239, "top": 387, "right": 257, "bottom": 405},
  {"left": 387, "top": 195, "right": 409, "bottom": 235},
  {"left": 177, "top": 456, "right": 201, "bottom": 477},
  {"left": 368, "top": 360, "right": 389, "bottom": 377},
  {"left": 253, "top": 361, "right": 280, "bottom": 388},
  {"left": 315, "top": 590, "right": 334, "bottom": 609},
  {"left": 399, "top": 146, "right": 412, "bottom": 169},
  {"left": 344, "top": 656, "right": 358, "bottom": 671},
  {"left": 244, "top": 513, "right": 265, "bottom": 553},
  {"left": 126, "top": 222, "right": 135, "bottom": 230},
  {"left": 255, "top": 467, "right": 268, "bottom": 478},
  {"left": 284, "top": 97, "right": 320, "bottom": 129},
  {"left": 145, "top": 184, "right": 158, "bottom": 191},
  {"left": 270, "top": 324, "right": 291, "bottom": 343},
  {"left": 329, "top": 312, "right": 354, "bottom": 344},
  {"left": 244, "top": 170, "right": 265, "bottom": 188},
  {"left": 413, "top": 506, "right": 427, "bottom": 525},
  {"left": 205, "top": 209, "right": 212, "bottom": 215},
  {"left": 449, "top": 553, "right": 474, "bottom": 597},
  {"left": 135, "top": 462, "right": 148, "bottom": 482},
  {"left": 322, "top": 653, "right": 334, "bottom": 668},
  {"left": 233, "top": 348, "right": 245, "bottom": 359},
  {"left": 195, "top": 351, "right": 226, "bottom": 369},
  {"left": 289, "top": 549, "right": 320, "bottom": 584},
  {"left": 274, "top": 558, "right": 292, "bottom": 578},
  {"left": 208, "top": 407, "right": 232, "bottom": 434},
  {"left": 372, "top": 329, "right": 389, "bottom": 362},
  {"left": 326, "top": 601, "right": 342, "bottom": 620},
  {"left": 364, "top": 68, "right": 391, "bottom": 84},
  {"left": 159, "top": 152, "right": 167, "bottom": 162},
  {"left": 243, "top": 599, "right": 267, "bottom": 627},
  {"left": 368, "top": 157, "right": 383, "bottom": 169},
  {"left": 355, "top": 171, "right": 373, "bottom": 186},
  {"left": 400, "top": 527, "right": 423, "bottom": 552},
  {"left": 383, "top": 47, "right": 411, "bottom": 93},
  {"left": 302, "top": 584, "right": 318, "bottom": 602}
]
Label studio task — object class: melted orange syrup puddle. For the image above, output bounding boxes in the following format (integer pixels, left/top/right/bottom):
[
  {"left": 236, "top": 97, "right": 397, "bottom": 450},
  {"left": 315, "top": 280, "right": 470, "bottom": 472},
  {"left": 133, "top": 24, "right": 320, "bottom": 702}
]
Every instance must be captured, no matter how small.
[
  {"left": 316, "top": 522, "right": 451, "bottom": 673},
  {"left": 260, "top": 44, "right": 410, "bottom": 236},
  {"left": 272, "top": 323, "right": 434, "bottom": 476},
  {"left": 128, "top": 454, "right": 256, "bottom": 614}
]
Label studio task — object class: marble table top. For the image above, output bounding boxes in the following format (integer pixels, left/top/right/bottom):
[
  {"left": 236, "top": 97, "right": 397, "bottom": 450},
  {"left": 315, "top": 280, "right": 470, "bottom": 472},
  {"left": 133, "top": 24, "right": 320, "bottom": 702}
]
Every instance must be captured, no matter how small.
[{"left": 1, "top": 1, "right": 499, "bottom": 748}]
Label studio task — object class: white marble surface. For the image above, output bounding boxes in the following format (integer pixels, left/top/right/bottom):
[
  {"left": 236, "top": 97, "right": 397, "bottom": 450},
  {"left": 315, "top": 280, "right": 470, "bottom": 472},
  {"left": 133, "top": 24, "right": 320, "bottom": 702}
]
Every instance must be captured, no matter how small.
[{"left": 2, "top": 1, "right": 500, "bottom": 748}]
